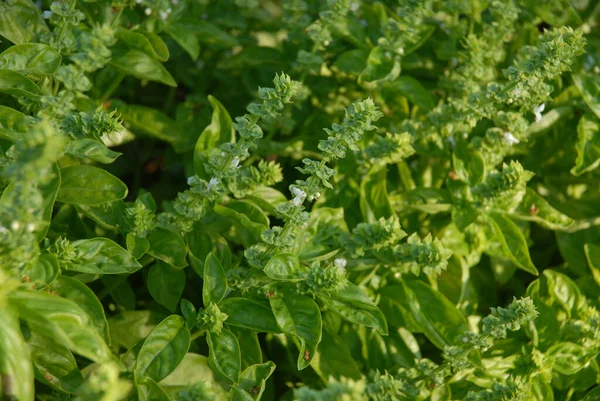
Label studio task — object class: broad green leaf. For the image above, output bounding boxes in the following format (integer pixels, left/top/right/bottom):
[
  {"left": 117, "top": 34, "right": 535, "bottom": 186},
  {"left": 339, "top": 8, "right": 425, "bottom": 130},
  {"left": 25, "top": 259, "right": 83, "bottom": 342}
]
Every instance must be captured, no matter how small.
[
  {"left": 311, "top": 330, "right": 362, "bottom": 381},
  {"left": 381, "top": 280, "right": 468, "bottom": 349},
  {"left": 188, "top": 230, "right": 231, "bottom": 276},
  {"left": 296, "top": 207, "right": 348, "bottom": 262},
  {"left": 0, "top": 105, "right": 29, "bottom": 140},
  {"left": 547, "top": 342, "right": 592, "bottom": 375},
  {"left": 270, "top": 292, "right": 322, "bottom": 370},
  {"left": 108, "top": 311, "right": 162, "bottom": 350},
  {"left": 8, "top": 290, "right": 113, "bottom": 363},
  {"left": 147, "top": 228, "right": 188, "bottom": 269},
  {"left": 207, "top": 329, "right": 241, "bottom": 383},
  {"left": 263, "top": 253, "right": 307, "bottom": 281},
  {"left": 452, "top": 142, "right": 485, "bottom": 185},
  {"left": 147, "top": 262, "right": 186, "bottom": 312},
  {"left": 0, "top": 69, "right": 43, "bottom": 97},
  {"left": 203, "top": 252, "right": 227, "bottom": 305},
  {"left": 214, "top": 200, "right": 269, "bottom": 246},
  {"left": 0, "top": 0, "right": 48, "bottom": 45},
  {"left": 20, "top": 252, "right": 59, "bottom": 288},
  {"left": 103, "top": 275, "right": 136, "bottom": 310},
  {"left": 115, "top": 28, "right": 169, "bottom": 61},
  {"left": 525, "top": 281, "right": 560, "bottom": 351},
  {"left": 358, "top": 47, "right": 401, "bottom": 90},
  {"left": 230, "top": 387, "right": 254, "bottom": 401},
  {"left": 360, "top": 165, "right": 394, "bottom": 223},
  {"left": 66, "top": 138, "right": 122, "bottom": 164},
  {"left": 512, "top": 188, "right": 573, "bottom": 230},
  {"left": 135, "top": 315, "right": 190, "bottom": 383},
  {"left": 27, "top": 332, "right": 83, "bottom": 392},
  {"left": 573, "top": 73, "right": 600, "bottom": 119},
  {"left": 0, "top": 43, "right": 61, "bottom": 76},
  {"left": 57, "top": 165, "right": 128, "bottom": 206},
  {"left": 110, "top": 45, "right": 176, "bottom": 87},
  {"left": 218, "top": 298, "right": 280, "bottom": 333},
  {"left": 230, "top": 328, "right": 262, "bottom": 369},
  {"left": 583, "top": 386, "right": 600, "bottom": 401},
  {"left": 318, "top": 282, "right": 388, "bottom": 335},
  {"left": 76, "top": 200, "right": 126, "bottom": 231},
  {"left": 137, "top": 377, "right": 171, "bottom": 401},
  {"left": 236, "top": 361, "right": 276, "bottom": 400},
  {"left": 193, "top": 95, "right": 235, "bottom": 179},
  {"left": 531, "top": 376, "right": 554, "bottom": 401},
  {"left": 571, "top": 114, "right": 600, "bottom": 176},
  {"left": 383, "top": 76, "right": 435, "bottom": 111},
  {"left": 110, "top": 100, "right": 187, "bottom": 144},
  {"left": 332, "top": 49, "right": 368, "bottom": 75},
  {"left": 0, "top": 308, "right": 34, "bottom": 401},
  {"left": 49, "top": 276, "right": 110, "bottom": 343},
  {"left": 165, "top": 23, "right": 200, "bottom": 60},
  {"left": 543, "top": 270, "right": 586, "bottom": 318},
  {"left": 247, "top": 186, "right": 288, "bottom": 216},
  {"left": 35, "top": 162, "right": 61, "bottom": 241},
  {"left": 126, "top": 233, "right": 150, "bottom": 259},
  {"left": 65, "top": 238, "right": 142, "bottom": 274},
  {"left": 160, "top": 353, "right": 229, "bottom": 399},
  {"left": 487, "top": 213, "right": 538, "bottom": 275}
]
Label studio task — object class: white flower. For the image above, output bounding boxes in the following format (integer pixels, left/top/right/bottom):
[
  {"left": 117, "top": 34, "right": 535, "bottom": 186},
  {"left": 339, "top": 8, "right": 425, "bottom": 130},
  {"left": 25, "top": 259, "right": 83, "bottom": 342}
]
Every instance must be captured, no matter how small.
[
  {"left": 187, "top": 176, "right": 195, "bottom": 185},
  {"left": 0, "top": 225, "right": 8, "bottom": 234},
  {"left": 207, "top": 177, "right": 219, "bottom": 190},
  {"left": 291, "top": 187, "right": 306, "bottom": 207},
  {"left": 159, "top": 10, "right": 168, "bottom": 20},
  {"left": 144, "top": 7, "right": 152, "bottom": 15},
  {"left": 231, "top": 157, "right": 240, "bottom": 168},
  {"left": 11, "top": 221, "right": 20, "bottom": 231},
  {"left": 323, "top": 40, "right": 330, "bottom": 47},
  {"left": 27, "top": 223, "right": 36, "bottom": 232},
  {"left": 171, "top": 0, "right": 179, "bottom": 4},
  {"left": 397, "top": 47, "right": 404, "bottom": 55},
  {"left": 503, "top": 132, "right": 520, "bottom": 146},
  {"left": 135, "top": 0, "right": 143, "bottom": 3},
  {"left": 533, "top": 103, "right": 545, "bottom": 122},
  {"left": 334, "top": 258, "right": 347, "bottom": 270},
  {"left": 43, "top": 10, "right": 53, "bottom": 19}
]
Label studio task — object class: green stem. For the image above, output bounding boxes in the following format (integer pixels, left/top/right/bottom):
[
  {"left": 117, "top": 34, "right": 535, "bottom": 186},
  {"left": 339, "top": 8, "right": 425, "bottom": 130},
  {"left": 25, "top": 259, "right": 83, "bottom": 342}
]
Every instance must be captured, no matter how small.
[
  {"left": 190, "top": 329, "right": 205, "bottom": 341},
  {"left": 99, "top": 72, "right": 125, "bottom": 102}
]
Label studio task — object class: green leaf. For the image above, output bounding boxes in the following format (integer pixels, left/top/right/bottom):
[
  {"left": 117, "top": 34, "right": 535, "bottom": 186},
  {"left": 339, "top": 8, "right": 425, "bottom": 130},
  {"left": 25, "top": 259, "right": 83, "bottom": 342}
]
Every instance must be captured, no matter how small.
[
  {"left": 543, "top": 270, "right": 586, "bottom": 319},
  {"left": 583, "top": 386, "right": 600, "bottom": 401},
  {"left": 547, "top": 342, "right": 592, "bottom": 375},
  {"left": 165, "top": 23, "right": 200, "bottom": 60},
  {"left": 110, "top": 45, "right": 176, "bottom": 87},
  {"left": 20, "top": 252, "right": 59, "bottom": 288},
  {"left": 0, "top": 308, "right": 34, "bottom": 401},
  {"left": 512, "top": 188, "right": 573, "bottom": 230},
  {"left": 571, "top": 114, "right": 600, "bottom": 176},
  {"left": 65, "top": 237, "right": 142, "bottom": 274},
  {"left": 311, "top": 330, "right": 363, "bottom": 381},
  {"left": 452, "top": 142, "right": 485, "bottom": 185},
  {"left": 110, "top": 100, "right": 187, "bottom": 144},
  {"left": 8, "top": 290, "right": 113, "bottom": 363},
  {"left": 193, "top": 95, "right": 235, "bottom": 179},
  {"left": 573, "top": 73, "right": 600, "bottom": 120},
  {"left": 0, "top": 105, "right": 29, "bottom": 140},
  {"left": 230, "top": 327, "right": 262, "bottom": 369},
  {"left": 214, "top": 200, "right": 269, "bottom": 246},
  {"left": 49, "top": 276, "right": 110, "bottom": 343},
  {"left": 0, "top": 69, "right": 43, "bottom": 97},
  {"left": 66, "top": 138, "right": 122, "bottom": 164},
  {"left": 168, "top": 20, "right": 237, "bottom": 48},
  {"left": 126, "top": 233, "right": 150, "bottom": 259},
  {"left": 230, "top": 387, "right": 254, "bottom": 401},
  {"left": 318, "top": 282, "right": 388, "bottom": 335},
  {"left": 584, "top": 243, "right": 600, "bottom": 287},
  {"left": 137, "top": 377, "right": 171, "bottom": 401},
  {"left": 360, "top": 165, "right": 394, "bottom": 223},
  {"left": 148, "top": 261, "right": 186, "bottom": 312},
  {"left": 0, "top": 0, "right": 48, "bottom": 45},
  {"left": 218, "top": 298, "right": 281, "bottom": 333},
  {"left": 383, "top": 76, "right": 435, "bottom": 111},
  {"left": 0, "top": 43, "right": 61, "bottom": 76},
  {"left": 147, "top": 228, "right": 188, "bottom": 269},
  {"left": 263, "top": 253, "right": 307, "bottom": 281},
  {"left": 108, "top": 311, "right": 162, "bottom": 350},
  {"left": 203, "top": 252, "right": 227, "bottom": 305},
  {"left": 207, "top": 329, "right": 241, "bottom": 383},
  {"left": 358, "top": 47, "right": 401, "bottom": 90},
  {"left": 296, "top": 207, "right": 348, "bottom": 262},
  {"left": 236, "top": 361, "right": 276, "bottom": 399},
  {"left": 487, "top": 213, "right": 538, "bottom": 275},
  {"left": 35, "top": 162, "right": 61, "bottom": 241},
  {"left": 56, "top": 165, "right": 128, "bottom": 206},
  {"left": 135, "top": 315, "right": 190, "bottom": 383},
  {"left": 389, "top": 280, "right": 468, "bottom": 349},
  {"left": 332, "top": 49, "right": 368, "bottom": 75},
  {"left": 115, "top": 28, "right": 169, "bottom": 62},
  {"left": 27, "top": 332, "right": 83, "bottom": 392},
  {"left": 269, "top": 292, "right": 322, "bottom": 370}
]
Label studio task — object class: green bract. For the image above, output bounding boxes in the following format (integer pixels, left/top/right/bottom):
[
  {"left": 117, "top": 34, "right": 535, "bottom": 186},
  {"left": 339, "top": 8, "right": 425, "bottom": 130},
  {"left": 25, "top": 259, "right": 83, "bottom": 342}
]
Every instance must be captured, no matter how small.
[{"left": 0, "top": 0, "right": 599, "bottom": 400}]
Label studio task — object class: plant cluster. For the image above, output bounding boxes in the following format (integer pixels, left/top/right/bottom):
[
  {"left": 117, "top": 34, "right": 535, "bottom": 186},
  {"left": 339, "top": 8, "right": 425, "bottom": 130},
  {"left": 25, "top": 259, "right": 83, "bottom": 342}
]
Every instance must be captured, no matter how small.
[{"left": 1, "top": 0, "right": 600, "bottom": 400}]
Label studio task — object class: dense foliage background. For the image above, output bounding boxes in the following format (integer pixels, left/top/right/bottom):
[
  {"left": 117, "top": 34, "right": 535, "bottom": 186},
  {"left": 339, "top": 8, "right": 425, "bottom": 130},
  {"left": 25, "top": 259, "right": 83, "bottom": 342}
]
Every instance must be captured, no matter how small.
[{"left": 1, "top": 0, "right": 600, "bottom": 400}]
